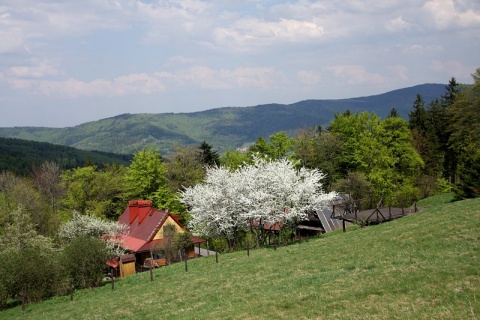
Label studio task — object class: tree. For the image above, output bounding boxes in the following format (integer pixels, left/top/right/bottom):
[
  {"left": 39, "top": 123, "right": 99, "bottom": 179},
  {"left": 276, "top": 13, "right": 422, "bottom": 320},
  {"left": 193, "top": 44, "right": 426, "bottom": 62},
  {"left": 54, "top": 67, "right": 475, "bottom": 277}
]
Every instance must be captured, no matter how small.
[
  {"left": 447, "top": 68, "right": 480, "bottom": 198},
  {"left": 151, "top": 224, "right": 179, "bottom": 265},
  {"left": 388, "top": 107, "right": 399, "bottom": 118},
  {"left": 0, "top": 205, "right": 55, "bottom": 254},
  {"left": 181, "top": 156, "right": 337, "bottom": 249},
  {"left": 61, "top": 166, "right": 97, "bottom": 216},
  {"left": 166, "top": 146, "right": 205, "bottom": 192},
  {"left": 0, "top": 205, "right": 62, "bottom": 311},
  {"left": 61, "top": 236, "right": 110, "bottom": 289},
  {"left": 220, "top": 148, "right": 252, "bottom": 171},
  {"left": 124, "top": 148, "right": 167, "bottom": 200},
  {"left": 293, "top": 127, "right": 344, "bottom": 189},
  {"left": 31, "top": 161, "right": 63, "bottom": 216},
  {"left": 58, "top": 212, "right": 127, "bottom": 256},
  {"left": 249, "top": 132, "right": 294, "bottom": 160},
  {"left": 198, "top": 141, "right": 220, "bottom": 166},
  {"left": 442, "top": 77, "right": 460, "bottom": 106},
  {"left": 293, "top": 127, "right": 318, "bottom": 168},
  {"left": 61, "top": 165, "right": 127, "bottom": 219},
  {"left": 0, "top": 247, "right": 63, "bottom": 311},
  {"left": 0, "top": 171, "right": 54, "bottom": 236},
  {"left": 328, "top": 112, "right": 423, "bottom": 206},
  {"left": 409, "top": 94, "right": 428, "bottom": 131},
  {"left": 332, "top": 172, "right": 373, "bottom": 210}
]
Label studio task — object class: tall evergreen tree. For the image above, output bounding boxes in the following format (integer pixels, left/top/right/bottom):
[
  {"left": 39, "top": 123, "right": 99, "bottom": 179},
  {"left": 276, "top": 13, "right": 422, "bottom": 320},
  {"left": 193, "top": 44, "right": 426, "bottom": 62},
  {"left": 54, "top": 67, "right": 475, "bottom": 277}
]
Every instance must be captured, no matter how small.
[
  {"left": 447, "top": 68, "right": 480, "bottom": 198},
  {"left": 408, "top": 94, "right": 428, "bottom": 131},
  {"left": 198, "top": 141, "right": 220, "bottom": 166}
]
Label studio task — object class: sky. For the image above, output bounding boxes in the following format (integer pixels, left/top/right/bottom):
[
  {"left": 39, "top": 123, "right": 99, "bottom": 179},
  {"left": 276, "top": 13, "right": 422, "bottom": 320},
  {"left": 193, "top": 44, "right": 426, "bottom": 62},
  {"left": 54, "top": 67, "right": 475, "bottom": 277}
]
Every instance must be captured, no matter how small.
[{"left": 0, "top": 0, "right": 479, "bottom": 128}]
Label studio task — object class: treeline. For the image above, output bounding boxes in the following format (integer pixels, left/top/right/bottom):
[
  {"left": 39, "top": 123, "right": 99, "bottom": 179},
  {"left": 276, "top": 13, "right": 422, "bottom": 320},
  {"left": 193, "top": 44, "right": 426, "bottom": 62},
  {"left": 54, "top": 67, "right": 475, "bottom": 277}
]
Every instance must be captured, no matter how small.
[
  {"left": 0, "top": 137, "right": 131, "bottom": 175},
  {"left": 0, "top": 69, "right": 479, "bottom": 311}
]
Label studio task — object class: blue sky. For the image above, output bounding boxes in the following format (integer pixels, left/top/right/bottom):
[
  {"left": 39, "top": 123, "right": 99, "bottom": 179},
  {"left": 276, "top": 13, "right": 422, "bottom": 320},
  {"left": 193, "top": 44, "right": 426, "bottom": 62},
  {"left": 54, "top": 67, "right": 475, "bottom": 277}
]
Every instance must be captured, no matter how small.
[{"left": 0, "top": 0, "right": 479, "bottom": 127}]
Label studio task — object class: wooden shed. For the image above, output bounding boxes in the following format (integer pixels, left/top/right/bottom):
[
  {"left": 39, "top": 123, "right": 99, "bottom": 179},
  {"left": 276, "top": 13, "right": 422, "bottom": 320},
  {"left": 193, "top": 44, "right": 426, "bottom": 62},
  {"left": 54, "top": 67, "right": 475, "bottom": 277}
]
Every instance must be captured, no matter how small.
[{"left": 119, "top": 254, "right": 136, "bottom": 278}]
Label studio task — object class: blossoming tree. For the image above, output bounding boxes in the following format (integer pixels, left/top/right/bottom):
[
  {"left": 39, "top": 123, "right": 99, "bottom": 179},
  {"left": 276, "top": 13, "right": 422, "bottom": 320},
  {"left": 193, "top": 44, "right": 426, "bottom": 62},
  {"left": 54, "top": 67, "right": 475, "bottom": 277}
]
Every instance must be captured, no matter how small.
[{"left": 181, "top": 156, "right": 337, "bottom": 249}]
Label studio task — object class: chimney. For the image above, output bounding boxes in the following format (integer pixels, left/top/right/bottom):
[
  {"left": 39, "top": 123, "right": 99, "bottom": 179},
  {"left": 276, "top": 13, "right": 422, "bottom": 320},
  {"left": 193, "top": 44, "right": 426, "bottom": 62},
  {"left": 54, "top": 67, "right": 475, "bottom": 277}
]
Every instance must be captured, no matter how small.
[
  {"left": 128, "top": 200, "right": 139, "bottom": 224},
  {"left": 137, "top": 200, "right": 153, "bottom": 224}
]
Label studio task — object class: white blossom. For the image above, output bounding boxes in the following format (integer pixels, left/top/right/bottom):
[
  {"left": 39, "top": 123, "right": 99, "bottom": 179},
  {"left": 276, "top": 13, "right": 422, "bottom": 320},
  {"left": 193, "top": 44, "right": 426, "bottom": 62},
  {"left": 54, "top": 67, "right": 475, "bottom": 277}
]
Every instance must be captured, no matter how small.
[
  {"left": 58, "top": 211, "right": 128, "bottom": 255},
  {"left": 181, "top": 156, "right": 337, "bottom": 239}
]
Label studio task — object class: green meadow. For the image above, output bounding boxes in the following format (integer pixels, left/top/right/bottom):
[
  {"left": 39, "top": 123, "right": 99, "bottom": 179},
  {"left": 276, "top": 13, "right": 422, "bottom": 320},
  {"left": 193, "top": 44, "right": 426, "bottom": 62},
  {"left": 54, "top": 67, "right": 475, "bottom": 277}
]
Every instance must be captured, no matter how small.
[{"left": 1, "top": 193, "right": 479, "bottom": 319}]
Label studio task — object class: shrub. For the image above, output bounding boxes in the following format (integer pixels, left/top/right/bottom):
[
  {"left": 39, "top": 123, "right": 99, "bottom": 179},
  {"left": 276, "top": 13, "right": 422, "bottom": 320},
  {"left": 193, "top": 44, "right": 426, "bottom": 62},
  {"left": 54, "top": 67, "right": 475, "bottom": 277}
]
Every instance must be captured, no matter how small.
[
  {"left": 0, "top": 248, "right": 64, "bottom": 310},
  {"left": 61, "top": 236, "right": 110, "bottom": 289}
]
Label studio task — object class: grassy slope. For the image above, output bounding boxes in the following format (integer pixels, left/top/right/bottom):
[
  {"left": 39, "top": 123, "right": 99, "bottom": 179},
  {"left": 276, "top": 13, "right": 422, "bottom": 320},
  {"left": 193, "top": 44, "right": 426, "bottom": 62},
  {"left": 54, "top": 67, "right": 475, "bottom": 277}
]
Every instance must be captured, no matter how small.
[{"left": 1, "top": 194, "right": 479, "bottom": 319}]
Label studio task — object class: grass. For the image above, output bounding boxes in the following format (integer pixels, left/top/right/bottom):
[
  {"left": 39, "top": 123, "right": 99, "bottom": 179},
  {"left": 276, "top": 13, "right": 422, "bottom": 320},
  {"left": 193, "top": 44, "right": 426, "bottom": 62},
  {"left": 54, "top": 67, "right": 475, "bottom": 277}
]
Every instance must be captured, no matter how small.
[{"left": 1, "top": 193, "right": 479, "bottom": 319}]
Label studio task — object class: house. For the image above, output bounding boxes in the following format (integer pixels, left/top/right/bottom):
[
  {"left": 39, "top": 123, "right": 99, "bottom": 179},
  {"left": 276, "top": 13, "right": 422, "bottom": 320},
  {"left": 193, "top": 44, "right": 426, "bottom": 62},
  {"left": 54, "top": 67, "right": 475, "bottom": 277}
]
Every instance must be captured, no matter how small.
[{"left": 114, "top": 200, "right": 205, "bottom": 277}]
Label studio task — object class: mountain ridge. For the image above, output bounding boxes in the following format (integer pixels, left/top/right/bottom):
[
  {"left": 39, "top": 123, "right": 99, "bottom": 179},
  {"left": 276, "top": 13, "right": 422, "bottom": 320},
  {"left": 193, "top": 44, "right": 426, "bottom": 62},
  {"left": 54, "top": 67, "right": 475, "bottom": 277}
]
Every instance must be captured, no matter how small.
[{"left": 0, "top": 83, "right": 445, "bottom": 155}]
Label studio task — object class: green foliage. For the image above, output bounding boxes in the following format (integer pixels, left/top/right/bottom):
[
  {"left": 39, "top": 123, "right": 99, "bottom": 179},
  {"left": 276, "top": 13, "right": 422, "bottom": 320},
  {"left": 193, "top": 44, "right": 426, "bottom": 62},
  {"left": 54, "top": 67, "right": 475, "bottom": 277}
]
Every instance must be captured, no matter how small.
[
  {"left": 151, "top": 187, "right": 187, "bottom": 216},
  {"left": 390, "top": 184, "right": 420, "bottom": 208},
  {"left": 0, "top": 172, "right": 57, "bottom": 237},
  {"left": 208, "top": 236, "right": 228, "bottom": 253},
  {"left": 0, "top": 206, "right": 63, "bottom": 310},
  {"left": 61, "top": 236, "right": 110, "bottom": 289},
  {"left": 175, "top": 232, "right": 193, "bottom": 259},
  {"left": 332, "top": 171, "right": 373, "bottom": 209},
  {"left": 60, "top": 166, "right": 98, "bottom": 215},
  {"left": 151, "top": 224, "right": 180, "bottom": 265},
  {"left": 0, "top": 137, "right": 130, "bottom": 176},
  {"left": 0, "top": 205, "right": 55, "bottom": 255},
  {"left": 60, "top": 164, "right": 127, "bottom": 219},
  {"left": 198, "top": 141, "right": 220, "bottom": 166},
  {"left": 165, "top": 146, "right": 205, "bottom": 192},
  {"left": 454, "top": 143, "right": 480, "bottom": 199},
  {"left": 124, "top": 148, "right": 167, "bottom": 200},
  {"left": 219, "top": 148, "right": 252, "bottom": 171},
  {"left": 248, "top": 131, "right": 294, "bottom": 160},
  {"left": 446, "top": 69, "right": 480, "bottom": 199},
  {"left": 0, "top": 248, "right": 63, "bottom": 310},
  {"left": 328, "top": 112, "right": 423, "bottom": 205},
  {"left": 293, "top": 128, "right": 344, "bottom": 188}
]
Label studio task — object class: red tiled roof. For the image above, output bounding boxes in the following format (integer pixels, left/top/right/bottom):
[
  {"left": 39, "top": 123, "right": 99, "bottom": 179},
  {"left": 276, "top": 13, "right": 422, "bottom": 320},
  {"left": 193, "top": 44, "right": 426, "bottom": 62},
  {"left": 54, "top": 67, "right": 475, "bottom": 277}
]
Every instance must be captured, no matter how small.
[
  {"left": 118, "top": 202, "right": 169, "bottom": 242},
  {"left": 117, "top": 200, "right": 205, "bottom": 253},
  {"left": 106, "top": 257, "right": 119, "bottom": 268},
  {"left": 118, "top": 234, "right": 147, "bottom": 252}
]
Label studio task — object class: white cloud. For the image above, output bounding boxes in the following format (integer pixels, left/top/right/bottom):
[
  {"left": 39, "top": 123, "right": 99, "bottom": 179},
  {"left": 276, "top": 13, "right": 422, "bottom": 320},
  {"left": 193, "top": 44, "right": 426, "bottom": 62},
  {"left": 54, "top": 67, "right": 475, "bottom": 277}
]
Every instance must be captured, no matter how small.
[
  {"left": 423, "top": 0, "right": 480, "bottom": 29},
  {"left": 430, "top": 60, "right": 474, "bottom": 78},
  {"left": 327, "top": 65, "right": 388, "bottom": 85},
  {"left": 157, "top": 66, "right": 284, "bottom": 90},
  {"left": 8, "top": 60, "right": 60, "bottom": 78},
  {"left": 4, "top": 65, "right": 284, "bottom": 97},
  {"left": 7, "top": 73, "right": 166, "bottom": 98},
  {"left": 388, "top": 65, "right": 409, "bottom": 81},
  {"left": 386, "top": 16, "right": 411, "bottom": 32},
  {"left": 297, "top": 71, "right": 322, "bottom": 86},
  {"left": 0, "top": 0, "right": 131, "bottom": 54},
  {"left": 214, "top": 17, "right": 325, "bottom": 51}
]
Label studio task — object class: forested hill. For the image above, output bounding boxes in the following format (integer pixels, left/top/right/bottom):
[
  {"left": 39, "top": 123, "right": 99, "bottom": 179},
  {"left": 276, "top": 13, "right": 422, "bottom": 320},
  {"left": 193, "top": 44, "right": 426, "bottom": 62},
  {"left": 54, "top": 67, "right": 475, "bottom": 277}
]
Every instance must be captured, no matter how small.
[
  {"left": 0, "top": 137, "right": 131, "bottom": 175},
  {"left": 0, "top": 83, "right": 445, "bottom": 155}
]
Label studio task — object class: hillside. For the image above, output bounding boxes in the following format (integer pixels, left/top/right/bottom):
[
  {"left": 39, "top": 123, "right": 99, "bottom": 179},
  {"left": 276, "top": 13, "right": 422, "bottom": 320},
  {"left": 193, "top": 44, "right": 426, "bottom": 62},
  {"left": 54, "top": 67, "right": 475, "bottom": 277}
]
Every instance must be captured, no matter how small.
[
  {"left": 1, "top": 194, "right": 478, "bottom": 319},
  {"left": 0, "top": 137, "right": 131, "bottom": 175},
  {"left": 0, "top": 84, "right": 445, "bottom": 155}
]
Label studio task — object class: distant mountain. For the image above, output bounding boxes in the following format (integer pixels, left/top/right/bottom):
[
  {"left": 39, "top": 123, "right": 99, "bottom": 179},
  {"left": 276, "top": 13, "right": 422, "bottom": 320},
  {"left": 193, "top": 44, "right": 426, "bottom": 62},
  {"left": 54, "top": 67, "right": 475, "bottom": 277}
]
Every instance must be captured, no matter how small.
[
  {"left": 0, "top": 84, "right": 445, "bottom": 155},
  {"left": 0, "top": 137, "right": 131, "bottom": 175}
]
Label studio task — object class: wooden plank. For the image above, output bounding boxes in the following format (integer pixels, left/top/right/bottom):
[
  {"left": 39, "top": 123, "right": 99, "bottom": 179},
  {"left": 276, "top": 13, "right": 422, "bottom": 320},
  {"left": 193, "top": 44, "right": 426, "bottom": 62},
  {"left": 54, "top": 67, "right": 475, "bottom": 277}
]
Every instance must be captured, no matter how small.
[{"left": 297, "top": 225, "right": 324, "bottom": 231}]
